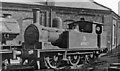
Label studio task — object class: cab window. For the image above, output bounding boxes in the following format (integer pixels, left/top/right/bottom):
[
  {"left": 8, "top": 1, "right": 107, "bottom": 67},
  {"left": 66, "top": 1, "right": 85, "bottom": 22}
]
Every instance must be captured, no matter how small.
[{"left": 79, "top": 21, "right": 93, "bottom": 33}]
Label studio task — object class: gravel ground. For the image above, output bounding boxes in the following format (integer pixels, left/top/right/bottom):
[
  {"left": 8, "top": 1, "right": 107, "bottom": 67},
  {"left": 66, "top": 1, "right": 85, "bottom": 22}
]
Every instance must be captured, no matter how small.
[
  {"left": 58, "top": 46, "right": 120, "bottom": 71},
  {"left": 80, "top": 46, "right": 120, "bottom": 71},
  {"left": 2, "top": 46, "right": 120, "bottom": 71}
]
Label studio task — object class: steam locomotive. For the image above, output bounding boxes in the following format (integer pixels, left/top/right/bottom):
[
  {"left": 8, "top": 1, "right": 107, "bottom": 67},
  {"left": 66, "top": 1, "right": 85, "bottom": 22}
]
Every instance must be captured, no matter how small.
[{"left": 0, "top": 9, "right": 107, "bottom": 70}]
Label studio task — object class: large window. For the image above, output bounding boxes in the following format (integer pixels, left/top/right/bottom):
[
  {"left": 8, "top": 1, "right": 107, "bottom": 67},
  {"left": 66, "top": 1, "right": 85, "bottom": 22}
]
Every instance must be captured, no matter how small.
[{"left": 112, "top": 19, "right": 116, "bottom": 45}]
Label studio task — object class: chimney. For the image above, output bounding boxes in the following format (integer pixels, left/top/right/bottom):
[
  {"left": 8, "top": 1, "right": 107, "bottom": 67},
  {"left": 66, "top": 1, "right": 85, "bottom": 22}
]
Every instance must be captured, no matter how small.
[{"left": 33, "top": 9, "right": 40, "bottom": 24}]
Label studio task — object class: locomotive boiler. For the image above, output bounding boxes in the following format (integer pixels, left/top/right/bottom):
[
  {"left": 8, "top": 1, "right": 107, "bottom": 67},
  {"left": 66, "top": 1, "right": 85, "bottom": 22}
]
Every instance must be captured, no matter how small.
[{"left": 7, "top": 9, "right": 107, "bottom": 70}]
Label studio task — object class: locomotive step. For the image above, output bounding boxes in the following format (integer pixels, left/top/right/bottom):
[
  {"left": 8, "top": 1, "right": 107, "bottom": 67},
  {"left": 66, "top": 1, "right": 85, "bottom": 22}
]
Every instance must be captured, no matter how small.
[
  {"left": 108, "top": 67, "right": 120, "bottom": 71},
  {"left": 110, "top": 63, "right": 120, "bottom": 66},
  {"left": 108, "top": 63, "right": 120, "bottom": 71}
]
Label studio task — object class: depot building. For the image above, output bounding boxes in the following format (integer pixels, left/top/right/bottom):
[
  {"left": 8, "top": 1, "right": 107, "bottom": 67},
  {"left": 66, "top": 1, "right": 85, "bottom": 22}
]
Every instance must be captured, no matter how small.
[{"left": 0, "top": 0, "right": 120, "bottom": 50}]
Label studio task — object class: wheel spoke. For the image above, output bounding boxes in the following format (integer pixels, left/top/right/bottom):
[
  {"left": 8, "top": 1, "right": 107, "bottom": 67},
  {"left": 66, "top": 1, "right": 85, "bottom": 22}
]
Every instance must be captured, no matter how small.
[
  {"left": 45, "top": 56, "right": 60, "bottom": 69},
  {"left": 68, "top": 55, "right": 80, "bottom": 66},
  {"left": 90, "top": 54, "right": 94, "bottom": 59},
  {"left": 85, "top": 55, "right": 90, "bottom": 63}
]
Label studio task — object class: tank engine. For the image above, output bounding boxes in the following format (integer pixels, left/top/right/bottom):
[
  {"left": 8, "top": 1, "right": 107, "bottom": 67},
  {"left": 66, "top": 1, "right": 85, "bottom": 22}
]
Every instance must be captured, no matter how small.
[
  {"left": 0, "top": 14, "right": 21, "bottom": 70},
  {"left": 9, "top": 9, "right": 107, "bottom": 70}
]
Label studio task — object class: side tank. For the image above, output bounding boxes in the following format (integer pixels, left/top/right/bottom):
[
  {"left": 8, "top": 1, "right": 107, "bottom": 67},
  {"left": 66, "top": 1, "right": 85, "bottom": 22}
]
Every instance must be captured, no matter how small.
[{"left": 52, "top": 21, "right": 107, "bottom": 49}]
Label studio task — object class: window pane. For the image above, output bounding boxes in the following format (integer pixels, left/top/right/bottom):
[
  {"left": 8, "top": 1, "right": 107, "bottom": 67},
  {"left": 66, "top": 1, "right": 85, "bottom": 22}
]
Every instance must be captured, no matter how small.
[{"left": 79, "top": 21, "right": 93, "bottom": 33}]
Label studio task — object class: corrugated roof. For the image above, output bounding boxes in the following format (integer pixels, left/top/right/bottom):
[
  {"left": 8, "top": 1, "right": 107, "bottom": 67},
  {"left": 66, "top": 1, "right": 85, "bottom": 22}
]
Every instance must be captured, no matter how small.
[
  {"left": 1, "top": 0, "right": 46, "bottom": 5},
  {"left": 54, "top": 0, "right": 93, "bottom": 2},
  {"left": 54, "top": 1, "right": 110, "bottom": 11},
  {"left": 1, "top": 0, "right": 110, "bottom": 11},
  {"left": 1, "top": 0, "right": 45, "bottom": 2}
]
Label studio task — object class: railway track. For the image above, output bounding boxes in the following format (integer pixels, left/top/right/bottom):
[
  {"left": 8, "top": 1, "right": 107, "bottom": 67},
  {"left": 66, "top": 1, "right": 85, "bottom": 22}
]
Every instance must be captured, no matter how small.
[
  {"left": 2, "top": 49, "right": 120, "bottom": 71},
  {"left": 2, "top": 62, "right": 120, "bottom": 71}
]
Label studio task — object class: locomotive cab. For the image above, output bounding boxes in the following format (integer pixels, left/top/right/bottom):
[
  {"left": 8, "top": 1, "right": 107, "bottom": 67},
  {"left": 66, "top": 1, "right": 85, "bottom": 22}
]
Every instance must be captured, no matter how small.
[
  {"left": 53, "top": 17, "right": 103, "bottom": 48},
  {"left": 69, "top": 19, "right": 103, "bottom": 48}
]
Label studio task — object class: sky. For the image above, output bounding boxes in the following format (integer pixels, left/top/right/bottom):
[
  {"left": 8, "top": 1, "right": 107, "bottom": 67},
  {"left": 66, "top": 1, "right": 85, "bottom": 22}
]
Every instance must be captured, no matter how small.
[
  {"left": 1, "top": 0, "right": 120, "bottom": 14},
  {"left": 54, "top": 0, "right": 120, "bottom": 14},
  {"left": 94, "top": 0, "right": 119, "bottom": 14}
]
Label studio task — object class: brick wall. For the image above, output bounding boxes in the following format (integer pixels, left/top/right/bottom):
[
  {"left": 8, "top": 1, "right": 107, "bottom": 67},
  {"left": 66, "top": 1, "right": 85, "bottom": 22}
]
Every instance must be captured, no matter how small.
[{"left": 1, "top": 2, "right": 117, "bottom": 48}]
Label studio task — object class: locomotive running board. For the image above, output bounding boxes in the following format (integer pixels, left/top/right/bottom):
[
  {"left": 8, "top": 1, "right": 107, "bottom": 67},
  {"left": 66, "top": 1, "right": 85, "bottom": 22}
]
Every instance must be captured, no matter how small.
[
  {"left": 67, "top": 52, "right": 93, "bottom": 55},
  {"left": 35, "top": 48, "right": 101, "bottom": 52}
]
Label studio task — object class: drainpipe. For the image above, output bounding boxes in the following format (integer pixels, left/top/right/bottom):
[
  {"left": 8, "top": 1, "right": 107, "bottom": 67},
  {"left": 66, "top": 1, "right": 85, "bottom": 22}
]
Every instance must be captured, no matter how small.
[{"left": 50, "top": 8, "right": 53, "bottom": 27}]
